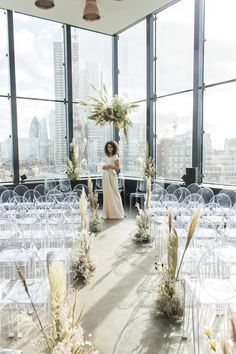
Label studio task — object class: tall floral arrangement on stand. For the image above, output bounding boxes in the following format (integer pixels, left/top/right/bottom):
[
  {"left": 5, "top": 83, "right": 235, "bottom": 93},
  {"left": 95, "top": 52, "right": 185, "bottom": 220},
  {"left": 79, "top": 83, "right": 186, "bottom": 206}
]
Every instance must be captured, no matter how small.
[
  {"left": 156, "top": 206, "right": 202, "bottom": 321},
  {"left": 72, "top": 228, "right": 96, "bottom": 285},
  {"left": 67, "top": 138, "right": 87, "bottom": 180},
  {"left": 79, "top": 83, "right": 138, "bottom": 143},
  {"left": 79, "top": 188, "right": 88, "bottom": 229},
  {"left": 88, "top": 177, "right": 103, "bottom": 233},
  {"left": 133, "top": 144, "right": 153, "bottom": 243},
  {"left": 67, "top": 138, "right": 80, "bottom": 180},
  {"left": 16, "top": 262, "right": 98, "bottom": 354}
]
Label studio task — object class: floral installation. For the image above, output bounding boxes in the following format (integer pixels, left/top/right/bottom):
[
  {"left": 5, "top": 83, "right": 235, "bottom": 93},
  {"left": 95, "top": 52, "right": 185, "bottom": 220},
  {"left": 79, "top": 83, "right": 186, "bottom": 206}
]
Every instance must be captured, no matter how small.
[
  {"left": 16, "top": 262, "right": 99, "bottom": 354},
  {"left": 156, "top": 206, "right": 201, "bottom": 321},
  {"left": 72, "top": 228, "right": 96, "bottom": 285},
  {"left": 67, "top": 138, "right": 80, "bottom": 180},
  {"left": 79, "top": 83, "right": 138, "bottom": 143},
  {"left": 67, "top": 138, "right": 87, "bottom": 180},
  {"left": 141, "top": 143, "right": 153, "bottom": 179},
  {"left": 134, "top": 202, "right": 152, "bottom": 243},
  {"left": 203, "top": 312, "right": 236, "bottom": 353},
  {"left": 79, "top": 188, "right": 88, "bottom": 229},
  {"left": 88, "top": 177, "right": 103, "bottom": 234}
]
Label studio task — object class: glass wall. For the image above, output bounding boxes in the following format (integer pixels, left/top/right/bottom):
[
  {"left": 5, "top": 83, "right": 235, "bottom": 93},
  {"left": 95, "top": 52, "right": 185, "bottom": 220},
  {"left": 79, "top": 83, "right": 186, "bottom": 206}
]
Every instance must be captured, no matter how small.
[
  {"left": 155, "top": 0, "right": 194, "bottom": 180},
  {"left": 71, "top": 28, "right": 112, "bottom": 176},
  {"left": 14, "top": 13, "right": 66, "bottom": 180},
  {"left": 0, "top": 10, "right": 13, "bottom": 182},
  {"left": 118, "top": 20, "right": 146, "bottom": 176},
  {"left": 203, "top": 0, "right": 236, "bottom": 185}
]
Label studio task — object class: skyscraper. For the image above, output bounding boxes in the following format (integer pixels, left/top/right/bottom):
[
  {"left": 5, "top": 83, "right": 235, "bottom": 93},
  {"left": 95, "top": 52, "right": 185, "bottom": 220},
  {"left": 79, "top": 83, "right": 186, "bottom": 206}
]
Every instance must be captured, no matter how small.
[{"left": 53, "top": 41, "right": 66, "bottom": 165}]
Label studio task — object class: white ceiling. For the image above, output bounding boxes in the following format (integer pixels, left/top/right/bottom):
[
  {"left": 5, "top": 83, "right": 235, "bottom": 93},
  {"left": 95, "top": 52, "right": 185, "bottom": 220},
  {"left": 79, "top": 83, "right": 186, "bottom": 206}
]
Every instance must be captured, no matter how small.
[{"left": 0, "top": 0, "right": 174, "bottom": 35}]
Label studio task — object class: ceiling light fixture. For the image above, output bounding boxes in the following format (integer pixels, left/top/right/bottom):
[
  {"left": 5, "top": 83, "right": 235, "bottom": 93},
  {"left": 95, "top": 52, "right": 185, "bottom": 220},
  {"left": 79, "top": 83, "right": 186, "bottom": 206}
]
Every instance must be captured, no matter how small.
[
  {"left": 83, "top": 0, "right": 100, "bottom": 22},
  {"left": 35, "top": 0, "right": 55, "bottom": 10}
]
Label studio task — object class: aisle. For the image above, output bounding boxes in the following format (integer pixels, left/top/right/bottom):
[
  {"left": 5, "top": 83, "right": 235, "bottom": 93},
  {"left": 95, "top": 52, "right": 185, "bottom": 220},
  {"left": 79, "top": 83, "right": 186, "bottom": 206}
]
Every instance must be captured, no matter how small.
[{"left": 78, "top": 215, "right": 193, "bottom": 354}]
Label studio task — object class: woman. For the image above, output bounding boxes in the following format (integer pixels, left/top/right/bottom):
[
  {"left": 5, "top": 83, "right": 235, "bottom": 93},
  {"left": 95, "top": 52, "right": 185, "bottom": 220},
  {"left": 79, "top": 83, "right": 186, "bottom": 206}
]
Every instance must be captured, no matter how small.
[{"left": 102, "top": 141, "right": 124, "bottom": 219}]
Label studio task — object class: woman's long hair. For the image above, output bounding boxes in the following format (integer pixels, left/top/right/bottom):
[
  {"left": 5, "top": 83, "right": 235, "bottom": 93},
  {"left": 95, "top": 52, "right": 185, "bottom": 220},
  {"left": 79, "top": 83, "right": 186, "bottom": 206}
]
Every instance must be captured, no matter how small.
[{"left": 104, "top": 141, "right": 118, "bottom": 157}]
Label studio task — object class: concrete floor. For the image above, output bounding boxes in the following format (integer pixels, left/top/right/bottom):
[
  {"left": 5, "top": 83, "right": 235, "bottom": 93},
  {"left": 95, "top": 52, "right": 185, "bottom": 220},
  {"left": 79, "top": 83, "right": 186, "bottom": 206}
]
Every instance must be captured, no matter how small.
[
  {"left": 78, "top": 214, "right": 195, "bottom": 354},
  {"left": 1, "top": 213, "right": 207, "bottom": 354}
]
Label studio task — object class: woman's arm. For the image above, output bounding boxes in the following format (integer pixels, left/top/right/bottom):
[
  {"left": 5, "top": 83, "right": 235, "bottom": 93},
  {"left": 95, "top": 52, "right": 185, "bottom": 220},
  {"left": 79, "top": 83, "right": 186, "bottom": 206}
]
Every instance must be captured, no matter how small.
[{"left": 103, "top": 159, "right": 120, "bottom": 171}]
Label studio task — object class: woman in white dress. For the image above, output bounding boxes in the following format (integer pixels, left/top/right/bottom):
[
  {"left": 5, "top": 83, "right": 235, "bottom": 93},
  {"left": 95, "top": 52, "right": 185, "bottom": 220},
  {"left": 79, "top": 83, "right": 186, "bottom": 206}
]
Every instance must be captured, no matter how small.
[{"left": 102, "top": 141, "right": 125, "bottom": 219}]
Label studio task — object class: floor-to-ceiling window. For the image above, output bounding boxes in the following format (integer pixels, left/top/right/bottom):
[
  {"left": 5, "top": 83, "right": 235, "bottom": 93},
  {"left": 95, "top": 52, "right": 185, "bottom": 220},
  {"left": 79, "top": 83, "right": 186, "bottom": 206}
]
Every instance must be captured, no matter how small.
[
  {"left": 203, "top": 0, "right": 236, "bottom": 185},
  {"left": 14, "top": 13, "right": 66, "bottom": 180},
  {"left": 118, "top": 20, "right": 147, "bottom": 177},
  {"left": 71, "top": 28, "right": 112, "bottom": 176},
  {"left": 0, "top": 10, "right": 13, "bottom": 182},
  {"left": 155, "top": 0, "right": 194, "bottom": 181}
]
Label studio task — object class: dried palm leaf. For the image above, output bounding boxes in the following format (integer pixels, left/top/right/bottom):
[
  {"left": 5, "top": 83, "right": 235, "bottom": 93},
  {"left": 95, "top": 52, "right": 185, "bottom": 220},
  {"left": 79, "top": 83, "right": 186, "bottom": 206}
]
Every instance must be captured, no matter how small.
[
  {"left": 167, "top": 228, "right": 178, "bottom": 280},
  {"left": 175, "top": 205, "right": 202, "bottom": 280}
]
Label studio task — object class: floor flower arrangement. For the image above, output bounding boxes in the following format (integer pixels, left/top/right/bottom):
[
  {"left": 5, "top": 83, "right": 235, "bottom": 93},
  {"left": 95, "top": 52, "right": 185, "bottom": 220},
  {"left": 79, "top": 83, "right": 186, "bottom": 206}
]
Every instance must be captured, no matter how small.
[
  {"left": 16, "top": 262, "right": 99, "bottom": 354},
  {"left": 88, "top": 177, "right": 103, "bottom": 234},
  {"left": 156, "top": 206, "right": 202, "bottom": 321},
  {"left": 72, "top": 228, "right": 96, "bottom": 285}
]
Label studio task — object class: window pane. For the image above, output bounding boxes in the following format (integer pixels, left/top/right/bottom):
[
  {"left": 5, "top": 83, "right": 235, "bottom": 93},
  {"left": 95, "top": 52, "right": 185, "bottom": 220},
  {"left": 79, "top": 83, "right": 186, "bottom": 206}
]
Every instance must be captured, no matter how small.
[
  {"left": 17, "top": 99, "right": 67, "bottom": 179},
  {"left": 205, "top": 0, "right": 236, "bottom": 84},
  {"left": 119, "top": 20, "right": 146, "bottom": 102},
  {"left": 71, "top": 28, "right": 113, "bottom": 175},
  {"left": 156, "top": 92, "right": 192, "bottom": 180},
  {"left": 14, "top": 13, "right": 64, "bottom": 100},
  {"left": 71, "top": 28, "right": 112, "bottom": 101},
  {"left": 73, "top": 104, "right": 113, "bottom": 176},
  {"left": 0, "top": 98, "right": 13, "bottom": 182},
  {"left": 203, "top": 84, "right": 236, "bottom": 185},
  {"left": 156, "top": 0, "right": 194, "bottom": 95},
  {"left": 119, "top": 102, "right": 146, "bottom": 176},
  {"left": 0, "top": 10, "right": 9, "bottom": 95}
]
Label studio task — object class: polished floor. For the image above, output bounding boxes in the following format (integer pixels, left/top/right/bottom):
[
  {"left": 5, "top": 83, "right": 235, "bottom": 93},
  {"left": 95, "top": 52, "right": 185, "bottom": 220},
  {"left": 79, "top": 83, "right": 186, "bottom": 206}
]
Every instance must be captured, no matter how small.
[{"left": 1, "top": 213, "right": 208, "bottom": 353}]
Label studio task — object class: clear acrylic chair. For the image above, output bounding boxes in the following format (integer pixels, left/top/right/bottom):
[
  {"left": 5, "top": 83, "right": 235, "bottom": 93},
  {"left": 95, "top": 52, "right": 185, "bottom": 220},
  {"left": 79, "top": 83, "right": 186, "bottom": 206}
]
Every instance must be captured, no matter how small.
[
  {"left": 59, "top": 177, "right": 72, "bottom": 193},
  {"left": 44, "top": 178, "right": 57, "bottom": 192},
  {"left": 0, "top": 191, "right": 17, "bottom": 204},
  {"left": 13, "top": 185, "right": 28, "bottom": 196},
  {"left": 34, "top": 184, "right": 47, "bottom": 196},
  {"left": 94, "top": 179, "right": 103, "bottom": 199},
  {"left": 118, "top": 174, "right": 126, "bottom": 206},
  {"left": 0, "top": 245, "right": 49, "bottom": 338},
  {"left": 166, "top": 183, "right": 181, "bottom": 195},
  {"left": 187, "top": 183, "right": 201, "bottom": 194},
  {"left": 173, "top": 187, "right": 190, "bottom": 203},
  {"left": 129, "top": 179, "right": 147, "bottom": 210},
  {"left": 220, "top": 188, "right": 236, "bottom": 207},
  {"left": 73, "top": 183, "right": 89, "bottom": 197},
  {"left": 23, "top": 189, "right": 40, "bottom": 203},
  {"left": 196, "top": 187, "right": 214, "bottom": 204},
  {"left": 183, "top": 244, "right": 236, "bottom": 354},
  {"left": 210, "top": 193, "right": 232, "bottom": 210}
]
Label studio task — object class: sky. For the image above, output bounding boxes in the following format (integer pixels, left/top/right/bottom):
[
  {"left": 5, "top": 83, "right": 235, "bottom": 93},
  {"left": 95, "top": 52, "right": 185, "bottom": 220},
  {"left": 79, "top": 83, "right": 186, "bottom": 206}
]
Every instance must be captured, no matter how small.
[{"left": 1, "top": 0, "right": 236, "bottom": 149}]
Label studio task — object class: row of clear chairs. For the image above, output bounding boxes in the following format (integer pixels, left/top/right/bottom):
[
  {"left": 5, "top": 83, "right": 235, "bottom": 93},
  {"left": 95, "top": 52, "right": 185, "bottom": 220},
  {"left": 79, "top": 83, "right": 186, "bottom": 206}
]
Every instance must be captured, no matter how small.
[{"left": 0, "top": 185, "right": 88, "bottom": 205}]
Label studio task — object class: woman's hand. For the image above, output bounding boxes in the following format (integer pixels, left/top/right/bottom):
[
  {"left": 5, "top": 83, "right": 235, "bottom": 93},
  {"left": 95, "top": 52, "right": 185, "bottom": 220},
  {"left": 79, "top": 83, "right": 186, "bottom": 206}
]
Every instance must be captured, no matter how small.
[{"left": 102, "top": 165, "right": 108, "bottom": 170}]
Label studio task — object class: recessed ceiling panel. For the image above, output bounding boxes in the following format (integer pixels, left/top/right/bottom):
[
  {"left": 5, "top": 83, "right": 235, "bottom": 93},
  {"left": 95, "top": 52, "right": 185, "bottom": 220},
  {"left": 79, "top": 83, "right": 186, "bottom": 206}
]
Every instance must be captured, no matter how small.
[{"left": 0, "top": 0, "right": 175, "bottom": 35}]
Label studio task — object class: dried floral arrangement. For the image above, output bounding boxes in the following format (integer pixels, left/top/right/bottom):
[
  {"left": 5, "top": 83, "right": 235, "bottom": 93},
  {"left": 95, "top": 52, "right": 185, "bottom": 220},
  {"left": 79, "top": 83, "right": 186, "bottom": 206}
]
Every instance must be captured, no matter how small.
[
  {"left": 67, "top": 138, "right": 86, "bottom": 180},
  {"left": 16, "top": 262, "right": 98, "bottom": 354},
  {"left": 88, "top": 177, "right": 103, "bottom": 234},
  {"left": 203, "top": 311, "right": 236, "bottom": 353},
  {"left": 67, "top": 138, "right": 80, "bottom": 180},
  {"left": 72, "top": 228, "right": 96, "bottom": 285},
  {"left": 141, "top": 143, "right": 153, "bottom": 179},
  {"left": 156, "top": 206, "right": 201, "bottom": 321},
  {"left": 79, "top": 84, "right": 138, "bottom": 143},
  {"left": 79, "top": 188, "right": 88, "bottom": 229},
  {"left": 133, "top": 177, "right": 152, "bottom": 242},
  {"left": 134, "top": 202, "right": 152, "bottom": 243}
]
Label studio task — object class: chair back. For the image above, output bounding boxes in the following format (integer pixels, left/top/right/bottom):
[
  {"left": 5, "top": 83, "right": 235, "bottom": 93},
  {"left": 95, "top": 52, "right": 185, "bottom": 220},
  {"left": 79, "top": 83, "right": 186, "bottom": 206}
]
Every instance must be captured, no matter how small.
[{"left": 13, "top": 185, "right": 29, "bottom": 196}]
